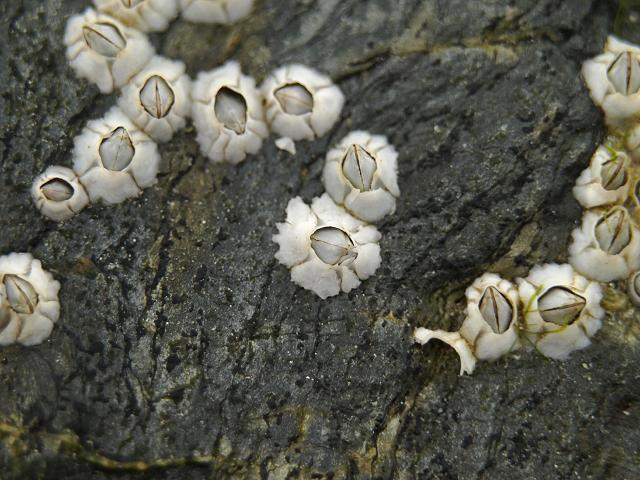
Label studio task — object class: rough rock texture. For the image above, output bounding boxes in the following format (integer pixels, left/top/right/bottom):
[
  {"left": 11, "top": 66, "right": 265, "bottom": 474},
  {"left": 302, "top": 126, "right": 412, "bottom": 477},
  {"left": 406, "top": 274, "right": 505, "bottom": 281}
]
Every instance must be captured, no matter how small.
[{"left": 0, "top": 0, "right": 638, "bottom": 479}]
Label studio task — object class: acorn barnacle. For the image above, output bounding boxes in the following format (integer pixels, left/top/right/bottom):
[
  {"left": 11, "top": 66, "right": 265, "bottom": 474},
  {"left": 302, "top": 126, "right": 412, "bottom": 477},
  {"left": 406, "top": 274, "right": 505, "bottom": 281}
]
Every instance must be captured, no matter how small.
[
  {"left": 568, "top": 206, "right": 640, "bottom": 282},
  {"left": 192, "top": 61, "right": 267, "bottom": 164},
  {"left": 180, "top": 0, "right": 254, "bottom": 24},
  {"left": 72, "top": 107, "right": 161, "bottom": 205},
  {"left": 582, "top": 35, "right": 640, "bottom": 129},
  {"left": 0, "top": 253, "right": 61, "bottom": 347},
  {"left": 516, "top": 263, "right": 604, "bottom": 360},
  {"left": 572, "top": 145, "right": 630, "bottom": 209},
  {"left": 31, "top": 166, "right": 90, "bottom": 222},
  {"left": 414, "top": 273, "right": 520, "bottom": 375},
  {"left": 323, "top": 131, "right": 400, "bottom": 223},
  {"left": 64, "top": 7, "right": 155, "bottom": 94},
  {"left": 93, "top": 0, "right": 179, "bottom": 32},
  {"left": 273, "top": 194, "right": 382, "bottom": 299},
  {"left": 118, "top": 55, "right": 192, "bottom": 143},
  {"left": 261, "top": 64, "right": 345, "bottom": 142}
]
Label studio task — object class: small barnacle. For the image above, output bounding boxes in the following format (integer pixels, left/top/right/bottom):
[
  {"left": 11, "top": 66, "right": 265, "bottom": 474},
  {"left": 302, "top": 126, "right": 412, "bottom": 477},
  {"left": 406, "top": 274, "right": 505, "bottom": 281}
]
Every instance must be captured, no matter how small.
[
  {"left": 93, "top": 0, "right": 179, "bottom": 32},
  {"left": 573, "top": 145, "right": 630, "bottom": 209},
  {"left": 582, "top": 35, "right": 640, "bottom": 128},
  {"left": 64, "top": 8, "right": 154, "bottom": 94},
  {"left": 31, "top": 166, "right": 90, "bottom": 222},
  {"left": 569, "top": 206, "right": 640, "bottom": 282},
  {"left": 72, "top": 107, "right": 161, "bottom": 205},
  {"left": 517, "top": 263, "right": 604, "bottom": 360},
  {"left": 414, "top": 273, "right": 520, "bottom": 375},
  {"left": 628, "top": 271, "right": 640, "bottom": 307},
  {"left": 0, "top": 253, "right": 61, "bottom": 347},
  {"left": 192, "top": 61, "right": 268, "bottom": 164},
  {"left": 323, "top": 131, "right": 400, "bottom": 222},
  {"left": 261, "top": 64, "right": 345, "bottom": 142},
  {"left": 273, "top": 194, "right": 382, "bottom": 299},
  {"left": 180, "top": 0, "right": 254, "bottom": 24},
  {"left": 118, "top": 56, "right": 192, "bottom": 143}
]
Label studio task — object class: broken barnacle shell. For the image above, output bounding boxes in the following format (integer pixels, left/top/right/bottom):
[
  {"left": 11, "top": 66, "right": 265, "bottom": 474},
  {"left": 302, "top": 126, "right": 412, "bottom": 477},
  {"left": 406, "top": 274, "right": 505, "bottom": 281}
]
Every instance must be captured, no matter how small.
[
  {"left": 517, "top": 263, "right": 604, "bottom": 360},
  {"left": 627, "top": 271, "right": 640, "bottom": 307},
  {"left": 180, "top": 0, "right": 253, "bottom": 24},
  {"left": 0, "top": 253, "right": 61, "bottom": 347},
  {"left": 261, "top": 64, "right": 345, "bottom": 142},
  {"left": 414, "top": 273, "right": 520, "bottom": 376},
  {"left": 31, "top": 166, "right": 90, "bottom": 222},
  {"left": 64, "top": 8, "right": 154, "bottom": 94},
  {"left": 582, "top": 35, "right": 640, "bottom": 129},
  {"left": 572, "top": 145, "right": 630, "bottom": 208},
  {"left": 192, "top": 61, "right": 268, "bottom": 164},
  {"left": 118, "top": 56, "right": 192, "bottom": 143},
  {"left": 569, "top": 206, "right": 640, "bottom": 282},
  {"left": 323, "top": 131, "right": 400, "bottom": 222},
  {"left": 72, "top": 107, "right": 161, "bottom": 205},
  {"left": 93, "top": 0, "right": 179, "bottom": 32},
  {"left": 273, "top": 194, "right": 382, "bottom": 299}
]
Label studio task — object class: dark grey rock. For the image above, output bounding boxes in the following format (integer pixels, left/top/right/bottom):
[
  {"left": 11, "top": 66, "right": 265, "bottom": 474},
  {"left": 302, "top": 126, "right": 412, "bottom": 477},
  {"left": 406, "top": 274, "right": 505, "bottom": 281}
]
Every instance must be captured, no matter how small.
[{"left": 1, "top": 0, "right": 638, "bottom": 479}]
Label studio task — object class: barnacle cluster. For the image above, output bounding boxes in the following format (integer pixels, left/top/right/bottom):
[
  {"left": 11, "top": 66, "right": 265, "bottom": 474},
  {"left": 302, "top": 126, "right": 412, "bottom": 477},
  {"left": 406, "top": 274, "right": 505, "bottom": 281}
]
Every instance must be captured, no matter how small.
[
  {"left": 415, "top": 34, "right": 640, "bottom": 375},
  {"left": 33, "top": 0, "right": 346, "bottom": 222}
]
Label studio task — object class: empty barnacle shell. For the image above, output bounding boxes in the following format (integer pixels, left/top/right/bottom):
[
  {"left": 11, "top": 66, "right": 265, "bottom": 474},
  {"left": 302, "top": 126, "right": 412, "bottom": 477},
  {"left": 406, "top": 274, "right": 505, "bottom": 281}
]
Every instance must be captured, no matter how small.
[
  {"left": 31, "top": 166, "right": 90, "bottom": 222},
  {"left": 180, "top": 0, "right": 254, "bottom": 25},
  {"left": 310, "top": 227, "right": 357, "bottom": 266},
  {"left": 262, "top": 64, "right": 345, "bottom": 142},
  {"left": 72, "top": 107, "right": 160, "bottom": 205},
  {"left": 118, "top": 56, "right": 191, "bottom": 143},
  {"left": 192, "top": 61, "right": 268, "bottom": 164},
  {"left": 573, "top": 146, "right": 630, "bottom": 209},
  {"left": 582, "top": 35, "right": 640, "bottom": 128},
  {"left": 537, "top": 286, "right": 586, "bottom": 326},
  {"left": 0, "top": 253, "right": 61, "bottom": 347},
  {"left": 64, "top": 8, "right": 154, "bottom": 94},
  {"left": 569, "top": 206, "right": 640, "bottom": 281},
  {"left": 323, "top": 131, "right": 400, "bottom": 222},
  {"left": 517, "top": 263, "right": 604, "bottom": 360},
  {"left": 414, "top": 328, "right": 477, "bottom": 376},
  {"left": 93, "top": 0, "right": 179, "bottom": 32},
  {"left": 627, "top": 271, "right": 640, "bottom": 307},
  {"left": 273, "top": 194, "right": 382, "bottom": 299}
]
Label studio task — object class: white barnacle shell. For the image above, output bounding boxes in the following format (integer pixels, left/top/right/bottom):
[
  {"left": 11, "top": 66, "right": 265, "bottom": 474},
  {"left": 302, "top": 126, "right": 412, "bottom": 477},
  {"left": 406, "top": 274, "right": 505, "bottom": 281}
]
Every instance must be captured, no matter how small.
[
  {"left": 582, "top": 35, "right": 640, "bottom": 129},
  {"left": 192, "top": 61, "right": 267, "bottom": 164},
  {"left": 628, "top": 271, "right": 640, "bottom": 307},
  {"left": 323, "top": 131, "right": 400, "bottom": 222},
  {"left": 72, "top": 107, "right": 161, "bottom": 205},
  {"left": 273, "top": 193, "right": 382, "bottom": 299},
  {"left": 413, "top": 273, "right": 520, "bottom": 376},
  {"left": 572, "top": 145, "right": 631, "bottom": 209},
  {"left": 118, "top": 56, "right": 192, "bottom": 143},
  {"left": 93, "top": 0, "right": 179, "bottom": 32},
  {"left": 568, "top": 206, "right": 640, "bottom": 282},
  {"left": 0, "top": 253, "right": 61, "bottom": 347},
  {"left": 516, "top": 263, "right": 604, "bottom": 360},
  {"left": 261, "top": 64, "right": 345, "bottom": 142},
  {"left": 31, "top": 166, "right": 90, "bottom": 222},
  {"left": 64, "top": 8, "right": 155, "bottom": 94},
  {"left": 626, "top": 123, "right": 640, "bottom": 162},
  {"left": 180, "top": 0, "right": 253, "bottom": 24}
]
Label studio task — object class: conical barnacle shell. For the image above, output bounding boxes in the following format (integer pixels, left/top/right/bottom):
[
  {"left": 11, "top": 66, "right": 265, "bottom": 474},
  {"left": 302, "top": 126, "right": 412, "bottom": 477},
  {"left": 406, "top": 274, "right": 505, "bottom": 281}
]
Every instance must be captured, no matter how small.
[
  {"left": 573, "top": 146, "right": 630, "bottom": 209},
  {"left": 93, "top": 0, "right": 179, "bottom": 32},
  {"left": 594, "top": 207, "right": 632, "bottom": 255},
  {"left": 31, "top": 166, "right": 90, "bottom": 222}
]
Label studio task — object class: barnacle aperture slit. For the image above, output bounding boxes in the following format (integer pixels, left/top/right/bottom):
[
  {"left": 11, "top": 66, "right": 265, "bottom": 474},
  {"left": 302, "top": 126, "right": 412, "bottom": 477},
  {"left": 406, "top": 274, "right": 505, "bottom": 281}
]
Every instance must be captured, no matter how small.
[
  {"left": 99, "top": 126, "right": 136, "bottom": 171},
  {"left": 40, "top": 178, "right": 74, "bottom": 202},
  {"left": 341, "top": 144, "right": 377, "bottom": 191},
  {"left": 140, "top": 75, "right": 175, "bottom": 119},
  {"left": 215, "top": 87, "right": 248, "bottom": 135},
  {"left": 538, "top": 286, "right": 586, "bottom": 326},
  {"left": 607, "top": 51, "right": 640, "bottom": 95},
  {"left": 82, "top": 22, "right": 127, "bottom": 57},
  {"left": 310, "top": 227, "right": 357, "bottom": 265},
  {"left": 3, "top": 275, "right": 39, "bottom": 315},
  {"left": 595, "top": 208, "right": 632, "bottom": 255},
  {"left": 274, "top": 83, "right": 314, "bottom": 115},
  {"left": 478, "top": 286, "right": 513, "bottom": 334}
]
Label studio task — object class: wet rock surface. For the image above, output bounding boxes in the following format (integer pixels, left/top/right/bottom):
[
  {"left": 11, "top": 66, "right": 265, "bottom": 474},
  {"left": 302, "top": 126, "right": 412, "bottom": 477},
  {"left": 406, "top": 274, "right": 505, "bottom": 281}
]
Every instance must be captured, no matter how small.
[{"left": 1, "top": 0, "right": 638, "bottom": 478}]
